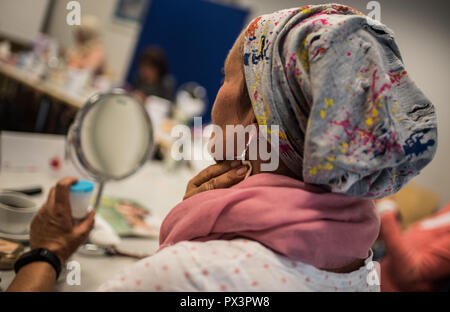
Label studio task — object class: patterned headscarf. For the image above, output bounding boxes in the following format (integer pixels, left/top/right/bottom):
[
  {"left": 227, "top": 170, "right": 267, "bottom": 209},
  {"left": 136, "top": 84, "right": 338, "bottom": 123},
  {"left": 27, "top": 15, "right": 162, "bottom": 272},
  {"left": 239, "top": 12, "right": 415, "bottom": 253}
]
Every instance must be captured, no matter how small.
[{"left": 243, "top": 4, "right": 437, "bottom": 199}]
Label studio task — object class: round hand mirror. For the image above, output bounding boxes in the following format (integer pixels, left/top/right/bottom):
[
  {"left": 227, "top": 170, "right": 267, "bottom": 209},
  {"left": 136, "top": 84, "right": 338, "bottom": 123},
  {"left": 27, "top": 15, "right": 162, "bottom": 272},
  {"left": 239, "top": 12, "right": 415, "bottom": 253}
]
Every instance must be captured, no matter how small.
[{"left": 66, "top": 89, "right": 153, "bottom": 209}]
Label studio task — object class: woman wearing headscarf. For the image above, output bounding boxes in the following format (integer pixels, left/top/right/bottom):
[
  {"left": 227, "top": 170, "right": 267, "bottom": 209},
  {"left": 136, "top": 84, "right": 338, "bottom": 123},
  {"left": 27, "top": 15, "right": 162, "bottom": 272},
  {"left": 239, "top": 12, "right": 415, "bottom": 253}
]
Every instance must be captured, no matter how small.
[
  {"left": 66, "top": 15, "right": 106, "bottom": 76},
  {"left": 8, "top": 4, "right": 437, "bottom": 292}
]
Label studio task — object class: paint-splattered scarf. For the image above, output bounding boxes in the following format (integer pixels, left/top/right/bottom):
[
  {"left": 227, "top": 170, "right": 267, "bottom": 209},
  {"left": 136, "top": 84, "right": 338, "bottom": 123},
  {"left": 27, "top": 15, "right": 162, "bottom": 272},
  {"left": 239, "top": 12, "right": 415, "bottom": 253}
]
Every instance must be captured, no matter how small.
[{"left": 243, "top": 3, "right": 437, "bottom": 198}]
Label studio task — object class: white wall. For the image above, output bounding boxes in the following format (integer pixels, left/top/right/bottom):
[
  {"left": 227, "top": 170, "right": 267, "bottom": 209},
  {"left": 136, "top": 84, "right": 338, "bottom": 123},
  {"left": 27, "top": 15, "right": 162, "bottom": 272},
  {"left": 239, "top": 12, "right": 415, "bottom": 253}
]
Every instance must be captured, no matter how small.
[
  {"left": 46, "top": 0, "right": 141, "bottom": 82},
  {"left": 0, "top": 0, "right": 50, "bottom": 44}
]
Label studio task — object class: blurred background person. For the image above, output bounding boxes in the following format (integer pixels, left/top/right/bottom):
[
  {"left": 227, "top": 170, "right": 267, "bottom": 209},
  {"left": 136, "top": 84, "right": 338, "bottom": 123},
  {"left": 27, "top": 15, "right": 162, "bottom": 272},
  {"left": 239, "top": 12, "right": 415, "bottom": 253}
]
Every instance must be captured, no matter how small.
[
  {"left": 66, "top": 15, "right": 106, "bottom": 76},
  {"left": 129, "top": 46, "right": 174, "bottom": 102}
]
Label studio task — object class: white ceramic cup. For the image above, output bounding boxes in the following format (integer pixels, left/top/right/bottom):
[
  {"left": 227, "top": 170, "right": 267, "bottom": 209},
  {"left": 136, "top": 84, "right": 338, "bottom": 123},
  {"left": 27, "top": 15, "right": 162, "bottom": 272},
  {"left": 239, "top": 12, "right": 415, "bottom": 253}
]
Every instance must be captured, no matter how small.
[{"left": 0, "top": 192, "right": 38, "bottom": 234}]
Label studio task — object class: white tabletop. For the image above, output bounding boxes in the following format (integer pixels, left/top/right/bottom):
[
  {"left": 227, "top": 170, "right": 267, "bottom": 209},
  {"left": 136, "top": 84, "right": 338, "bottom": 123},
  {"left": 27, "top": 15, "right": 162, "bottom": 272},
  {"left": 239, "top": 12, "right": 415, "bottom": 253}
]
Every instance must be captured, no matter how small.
[{"left": 0, "top": 132, "right": 194, "bottom": 291}]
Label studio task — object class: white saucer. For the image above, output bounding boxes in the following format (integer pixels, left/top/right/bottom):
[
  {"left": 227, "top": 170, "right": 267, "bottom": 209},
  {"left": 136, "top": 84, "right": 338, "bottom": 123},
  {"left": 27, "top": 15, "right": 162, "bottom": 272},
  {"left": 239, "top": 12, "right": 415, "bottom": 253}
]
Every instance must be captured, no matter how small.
[{"left": 0, "top": 231, "right": 29, "bottom": 242}]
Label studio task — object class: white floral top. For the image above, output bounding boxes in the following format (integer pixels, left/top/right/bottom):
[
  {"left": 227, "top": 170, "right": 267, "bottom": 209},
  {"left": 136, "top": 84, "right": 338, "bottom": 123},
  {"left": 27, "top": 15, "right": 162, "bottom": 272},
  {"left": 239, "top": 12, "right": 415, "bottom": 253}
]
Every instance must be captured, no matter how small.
[{"left": 97, "top": 239, "right": 379, "bottom": 292}]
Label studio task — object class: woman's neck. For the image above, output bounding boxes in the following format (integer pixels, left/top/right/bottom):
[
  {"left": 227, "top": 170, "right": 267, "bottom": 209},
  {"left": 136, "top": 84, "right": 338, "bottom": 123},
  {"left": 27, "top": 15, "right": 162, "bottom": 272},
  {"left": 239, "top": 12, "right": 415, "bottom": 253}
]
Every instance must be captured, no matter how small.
[{"left": 249, "top": 158, "right": 301, "bottom": 181}]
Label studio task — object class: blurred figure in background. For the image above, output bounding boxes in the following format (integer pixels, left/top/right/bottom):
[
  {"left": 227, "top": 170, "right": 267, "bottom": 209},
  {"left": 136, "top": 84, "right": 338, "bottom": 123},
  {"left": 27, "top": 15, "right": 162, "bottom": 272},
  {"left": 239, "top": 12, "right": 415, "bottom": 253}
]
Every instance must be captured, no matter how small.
[
  {"left": 66, "top": 16, "right": 106, "bottom": 76},
  {"left": 130, "top": 46, "right": 174, "bottom": 101},
  {"left": 377, "top": 200, "right": 450, "bottom": 291}
]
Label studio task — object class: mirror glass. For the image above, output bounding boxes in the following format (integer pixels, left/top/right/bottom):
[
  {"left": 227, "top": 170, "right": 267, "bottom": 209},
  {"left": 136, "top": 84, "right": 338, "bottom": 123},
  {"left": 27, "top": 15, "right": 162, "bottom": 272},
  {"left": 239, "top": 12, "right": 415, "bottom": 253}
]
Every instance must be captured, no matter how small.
[{"left": 72, "top": 92, "right": 153, "bottom": 181}]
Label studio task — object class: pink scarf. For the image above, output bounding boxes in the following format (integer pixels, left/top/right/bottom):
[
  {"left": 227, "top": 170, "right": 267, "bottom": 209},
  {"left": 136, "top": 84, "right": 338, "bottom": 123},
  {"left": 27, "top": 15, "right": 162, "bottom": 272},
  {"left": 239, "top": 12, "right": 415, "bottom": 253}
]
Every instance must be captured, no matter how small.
[{"left": 159, "top": 173, "right": 379, "bottom": 269}]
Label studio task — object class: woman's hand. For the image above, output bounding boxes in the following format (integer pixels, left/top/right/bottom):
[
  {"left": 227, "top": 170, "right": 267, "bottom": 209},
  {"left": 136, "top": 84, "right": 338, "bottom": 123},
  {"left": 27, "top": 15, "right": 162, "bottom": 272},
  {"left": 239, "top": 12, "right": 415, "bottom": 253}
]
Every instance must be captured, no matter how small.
[
  {"left": 183, "top": 161, "right": 249, "bottom": 200},
  {"left": 29, "top": 177, "right": 96, "bottom": 265}
]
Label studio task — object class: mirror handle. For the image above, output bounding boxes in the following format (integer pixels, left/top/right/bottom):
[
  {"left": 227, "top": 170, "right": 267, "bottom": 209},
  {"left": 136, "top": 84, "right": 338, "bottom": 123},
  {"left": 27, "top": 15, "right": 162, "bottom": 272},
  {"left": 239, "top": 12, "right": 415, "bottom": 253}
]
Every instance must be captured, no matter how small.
[{"left": 93, "top": 182, "right": 105, "bottom": 211}]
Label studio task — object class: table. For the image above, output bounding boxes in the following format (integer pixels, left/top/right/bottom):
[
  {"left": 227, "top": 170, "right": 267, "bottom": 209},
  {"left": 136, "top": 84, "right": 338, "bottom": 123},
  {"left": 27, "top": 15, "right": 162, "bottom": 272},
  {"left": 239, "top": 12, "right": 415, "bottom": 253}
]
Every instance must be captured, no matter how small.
[
  {"left": 0, "top": 61, "right": 102, "bottom": 133},
  {"left": 0, "top": 132, "right": 194, "bottom": 291},
  {"left": 0, "top": 61, "right": 89, "bottom": 109}
]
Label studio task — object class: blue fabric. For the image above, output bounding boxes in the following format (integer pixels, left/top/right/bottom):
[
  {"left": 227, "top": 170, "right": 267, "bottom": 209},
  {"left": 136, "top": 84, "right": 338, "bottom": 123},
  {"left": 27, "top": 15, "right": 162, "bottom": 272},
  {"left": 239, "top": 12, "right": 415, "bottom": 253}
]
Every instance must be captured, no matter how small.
[{"left": 126, "top": 0, "right": 249, "bottom": 122}]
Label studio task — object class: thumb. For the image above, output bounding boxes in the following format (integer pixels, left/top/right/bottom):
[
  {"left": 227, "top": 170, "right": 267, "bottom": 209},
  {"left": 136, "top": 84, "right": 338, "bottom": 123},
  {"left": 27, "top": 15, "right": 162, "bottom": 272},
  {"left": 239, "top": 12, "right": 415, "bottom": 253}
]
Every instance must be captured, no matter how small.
[{"left": 73, "top": 210, "right": 96, "bottom": 238}]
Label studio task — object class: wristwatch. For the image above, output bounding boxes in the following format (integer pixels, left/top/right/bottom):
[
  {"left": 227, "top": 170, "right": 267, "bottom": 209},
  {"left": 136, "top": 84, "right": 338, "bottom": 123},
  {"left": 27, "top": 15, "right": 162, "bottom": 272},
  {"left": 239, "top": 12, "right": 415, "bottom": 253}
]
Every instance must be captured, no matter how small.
[{"left": 14, "top": 248, "right": 62, "bottom": 280}]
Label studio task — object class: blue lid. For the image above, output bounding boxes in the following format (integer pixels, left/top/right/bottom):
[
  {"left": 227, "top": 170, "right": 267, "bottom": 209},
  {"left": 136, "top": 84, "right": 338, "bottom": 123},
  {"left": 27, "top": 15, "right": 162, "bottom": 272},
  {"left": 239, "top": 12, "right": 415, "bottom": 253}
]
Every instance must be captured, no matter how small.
[{"left": 70, "top": 180, "right": 94, "bottom": 193}]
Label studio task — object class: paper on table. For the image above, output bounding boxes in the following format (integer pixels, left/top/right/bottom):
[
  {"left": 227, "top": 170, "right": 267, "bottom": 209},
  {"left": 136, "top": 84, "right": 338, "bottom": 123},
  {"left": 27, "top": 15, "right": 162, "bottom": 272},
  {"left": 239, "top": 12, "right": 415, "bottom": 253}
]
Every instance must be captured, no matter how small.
[
  {"left": 0, "top": 131, "right": 69, "bottom": 174},
  {"left": 97, "top": 196, "right": 161, "bottom": 238}
]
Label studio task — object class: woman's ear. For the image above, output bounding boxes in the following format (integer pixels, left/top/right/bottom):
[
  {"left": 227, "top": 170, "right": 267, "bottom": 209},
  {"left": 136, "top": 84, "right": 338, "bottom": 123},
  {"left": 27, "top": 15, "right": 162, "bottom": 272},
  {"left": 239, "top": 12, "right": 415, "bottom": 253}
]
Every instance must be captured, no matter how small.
[
  {"left": 239, "top": 84, "right": 256, "bottom": 127},
  {"left": 237, "top": 63, "right": 255, "bottom": 127},
  {"left": 242, "top": 109, "right": 257, "bottom": 127}
]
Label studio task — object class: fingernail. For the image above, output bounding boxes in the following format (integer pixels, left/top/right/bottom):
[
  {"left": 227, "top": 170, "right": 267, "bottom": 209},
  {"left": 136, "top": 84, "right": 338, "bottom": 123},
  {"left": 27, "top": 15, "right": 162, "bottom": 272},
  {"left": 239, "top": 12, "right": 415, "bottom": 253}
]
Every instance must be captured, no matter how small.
[
  {"left": 236, "top": 166, "right": 248, "bottom": 176},
  {"left": 231, "top": 160, "right": 241, "bottom": 168}
]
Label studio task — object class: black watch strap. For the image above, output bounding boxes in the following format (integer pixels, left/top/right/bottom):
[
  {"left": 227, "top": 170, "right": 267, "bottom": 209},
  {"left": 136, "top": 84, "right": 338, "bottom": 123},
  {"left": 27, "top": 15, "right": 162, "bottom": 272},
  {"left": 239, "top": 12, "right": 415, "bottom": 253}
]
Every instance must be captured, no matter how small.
[{"left": 14, "top": 248, "right": 62, "bottom": 280}]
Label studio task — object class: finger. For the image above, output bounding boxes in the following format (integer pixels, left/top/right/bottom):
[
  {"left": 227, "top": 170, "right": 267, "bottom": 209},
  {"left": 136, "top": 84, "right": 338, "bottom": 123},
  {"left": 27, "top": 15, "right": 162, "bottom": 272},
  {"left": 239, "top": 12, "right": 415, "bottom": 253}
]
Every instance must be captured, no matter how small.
[
  {"left": 190, "top": 161, "right": 241, "bottom": 187},
  {"left": 73, "top": 210, "right": 96, "bottom": 238},
  {"left": 54, "top": 177, "right": 78, "bottom": 213},
  {"left": 189, "top": 165, "right": 248, "bottom": 198},
  {"left": 205, "top": 165, "right": 248, "bottom": 190},
  {"left": 45, "top": 187, "right": 56, "bottom": 208}
]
